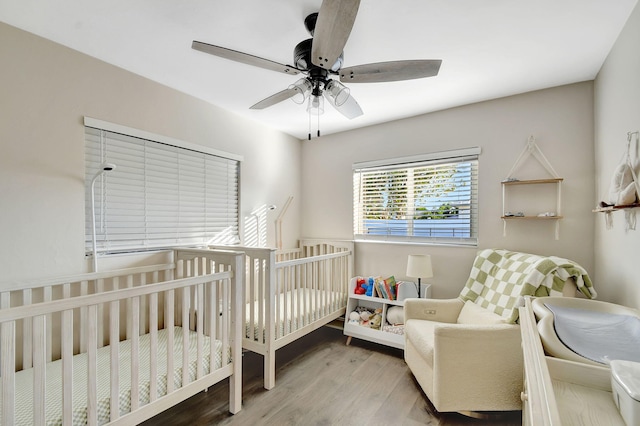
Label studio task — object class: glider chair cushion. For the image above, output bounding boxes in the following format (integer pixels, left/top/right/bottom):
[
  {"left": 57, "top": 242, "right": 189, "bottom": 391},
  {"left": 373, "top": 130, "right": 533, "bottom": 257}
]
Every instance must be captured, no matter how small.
[{"left": 404, "top": 249, "right": 597, "bottom": 415}]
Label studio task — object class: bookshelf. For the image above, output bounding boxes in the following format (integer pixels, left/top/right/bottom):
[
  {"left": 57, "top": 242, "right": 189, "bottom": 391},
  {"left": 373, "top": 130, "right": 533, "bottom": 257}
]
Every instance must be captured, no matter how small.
[{"left": 343, "top": 277, "right": 431, "bottom": 349}]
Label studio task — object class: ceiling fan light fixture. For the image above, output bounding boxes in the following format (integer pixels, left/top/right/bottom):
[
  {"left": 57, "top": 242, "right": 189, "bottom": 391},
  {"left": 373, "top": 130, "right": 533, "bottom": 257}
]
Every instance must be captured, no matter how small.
[
  {"left": 307, "top": 94, "right": 324, "bottom": 115},
  {"left": 192, "top": 0, "right": 441, "bottom": 130},
  {"left": 325, "top": 80, "right": 350, "bottom": 106},
  {"left": 289, "top": 78, "right": 312, "bottom": 104}
]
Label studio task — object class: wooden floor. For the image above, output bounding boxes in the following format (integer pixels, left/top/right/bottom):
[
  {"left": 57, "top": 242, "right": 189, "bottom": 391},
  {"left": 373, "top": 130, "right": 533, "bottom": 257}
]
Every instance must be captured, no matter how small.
[{"left": 142, "top": 326, "right": 522, "bottom": 425}]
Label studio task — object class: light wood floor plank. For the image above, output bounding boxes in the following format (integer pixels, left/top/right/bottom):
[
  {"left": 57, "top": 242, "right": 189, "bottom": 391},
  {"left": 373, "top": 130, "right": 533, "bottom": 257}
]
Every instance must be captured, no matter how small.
[{"left": 142, "top": 326, "right": 522, "bottom": 425}]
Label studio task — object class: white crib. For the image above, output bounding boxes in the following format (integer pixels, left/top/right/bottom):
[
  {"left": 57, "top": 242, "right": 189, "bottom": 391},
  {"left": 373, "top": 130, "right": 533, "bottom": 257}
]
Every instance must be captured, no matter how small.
[
  {"left": 210, "top": 239, "right": 354, "bottom": 389},
  {"left": 0, "top": 248, "right": 243, "bottom": 425}
]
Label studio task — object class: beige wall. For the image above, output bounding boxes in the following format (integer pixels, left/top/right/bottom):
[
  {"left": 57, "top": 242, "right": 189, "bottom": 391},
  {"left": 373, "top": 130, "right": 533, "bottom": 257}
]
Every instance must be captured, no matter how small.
[
  {"left": 302, "top": 83, "right": 595, "bottom": 299},
  {"left": 594, "top": 3, "right": 640, "bottom": 307},
  {"left": 0, "top": 22, "right": 302, "bottom": 282}
]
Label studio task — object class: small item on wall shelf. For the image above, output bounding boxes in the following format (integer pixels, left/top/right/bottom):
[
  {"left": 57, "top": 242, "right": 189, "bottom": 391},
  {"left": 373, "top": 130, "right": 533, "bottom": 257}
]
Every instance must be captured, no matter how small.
[{"left": 504, "top": 211, "right": 524, "bottom": 217}]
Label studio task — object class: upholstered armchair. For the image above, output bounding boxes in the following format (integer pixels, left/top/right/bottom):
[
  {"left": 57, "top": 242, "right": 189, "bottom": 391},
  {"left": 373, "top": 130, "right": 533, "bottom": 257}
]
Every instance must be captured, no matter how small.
[
  {"left": 404, "top": 298, "right": 523, "bottom": 414},
  {"left": 404, "top": 249, "right": 596, "bottom": 415}
]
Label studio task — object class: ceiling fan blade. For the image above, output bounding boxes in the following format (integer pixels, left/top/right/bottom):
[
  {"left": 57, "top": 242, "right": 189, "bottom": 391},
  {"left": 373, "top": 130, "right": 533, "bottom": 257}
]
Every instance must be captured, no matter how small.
[
  {"left": 250, "top": 87, "right": 300, "bottom": 110},
  {"left": 339, "top": 59, "right": 442, "bottom": 83},
  {"left": 324, "top": 91, "right": 363, "bottom": 119},
  {"left": 192, "top": 40, "right": 301, "bottom": 75},
  {"left": 311, "top": 0, "right": 361, "bottom": 69}
]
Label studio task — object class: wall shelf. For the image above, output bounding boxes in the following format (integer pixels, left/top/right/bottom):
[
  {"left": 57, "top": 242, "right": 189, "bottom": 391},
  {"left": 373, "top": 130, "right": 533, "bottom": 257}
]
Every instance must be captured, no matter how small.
[
  {"left": 501, "top": 137, "right": 563, "bottom": 239},
  {"left": 502, "top": 178, "right": 563, "bottom": 239},
  {"left": 502, "top": 178, "right": 564, "bottom": 186},
  {"left": 593, "top": 203, "right": 640, "bottom": 213},
  {"left": 501, "top": 215, "right": 564, "bottom": 220}
]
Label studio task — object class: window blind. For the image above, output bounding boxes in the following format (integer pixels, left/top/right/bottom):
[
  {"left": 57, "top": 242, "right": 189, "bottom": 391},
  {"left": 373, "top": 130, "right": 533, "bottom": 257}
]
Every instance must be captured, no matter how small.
[
  {"left": 85, "top": 123, "right": 240, "bottom": 253},
  {"left": 353, "top": 148, "right": 479, "bottom": 245}
]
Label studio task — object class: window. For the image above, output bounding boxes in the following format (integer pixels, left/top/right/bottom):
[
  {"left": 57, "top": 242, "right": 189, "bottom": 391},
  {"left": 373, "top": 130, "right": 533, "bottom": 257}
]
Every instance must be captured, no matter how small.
[
  {"left": 353, "top": 147, "right": 480, "bottom": 245},
  {"left": 84, "top": 117, "right": 242, "bottom": 254}
]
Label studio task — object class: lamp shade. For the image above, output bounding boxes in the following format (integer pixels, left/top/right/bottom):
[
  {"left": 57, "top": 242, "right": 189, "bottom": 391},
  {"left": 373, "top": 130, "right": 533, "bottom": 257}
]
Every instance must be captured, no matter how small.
[{"left": 406, "top": 254, "right": 433, "bottom": 279}]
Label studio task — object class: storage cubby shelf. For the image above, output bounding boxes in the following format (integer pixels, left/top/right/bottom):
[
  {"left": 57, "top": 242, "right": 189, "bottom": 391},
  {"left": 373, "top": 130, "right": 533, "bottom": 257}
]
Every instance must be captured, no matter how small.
[{"left": 343, "top": 277, "right": 431, "bottom": 350}]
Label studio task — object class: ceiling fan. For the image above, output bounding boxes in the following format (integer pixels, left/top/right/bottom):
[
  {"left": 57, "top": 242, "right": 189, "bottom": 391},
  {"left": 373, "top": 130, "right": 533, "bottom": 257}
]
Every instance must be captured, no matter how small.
[{"left": 192, "top": 0, "right": 442, "bottom": 137}]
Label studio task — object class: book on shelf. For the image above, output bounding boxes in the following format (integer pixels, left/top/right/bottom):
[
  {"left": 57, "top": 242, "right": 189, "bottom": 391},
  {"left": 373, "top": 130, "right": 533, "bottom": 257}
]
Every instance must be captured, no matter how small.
[{"left": 374, "top": 276, "right": 397, "bottom": 300}]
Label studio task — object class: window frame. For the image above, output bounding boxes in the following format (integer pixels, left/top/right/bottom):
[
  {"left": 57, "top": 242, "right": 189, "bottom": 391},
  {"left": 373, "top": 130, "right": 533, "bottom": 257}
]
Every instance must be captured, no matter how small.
[
  {"left": 353, "top": 147, "right": 480, "bottom": 246},
  {"left": 84, "top": 117, "right": 243, "bottom": 255}
]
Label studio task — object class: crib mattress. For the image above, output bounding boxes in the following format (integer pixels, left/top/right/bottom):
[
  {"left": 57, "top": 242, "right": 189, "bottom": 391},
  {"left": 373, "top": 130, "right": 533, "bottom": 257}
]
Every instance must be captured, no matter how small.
[
  {"left": 245, "top": 288, "right": 346, "bottom": 341},
  {"left": 3, "top": 327, "right": 222, "bottom": 426}
]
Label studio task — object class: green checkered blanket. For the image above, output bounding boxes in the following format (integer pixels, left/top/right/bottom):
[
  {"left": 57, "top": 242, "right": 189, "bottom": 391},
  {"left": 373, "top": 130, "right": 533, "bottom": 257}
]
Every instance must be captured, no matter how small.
[{"left": 459, "top": 249, "right": 596, "bottom": 323}]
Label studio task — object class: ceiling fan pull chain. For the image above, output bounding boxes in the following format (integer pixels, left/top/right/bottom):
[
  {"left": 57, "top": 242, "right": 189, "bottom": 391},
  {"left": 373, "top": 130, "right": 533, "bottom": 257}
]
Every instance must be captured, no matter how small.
[
  {"left": 308, "top": 107, "right": 312, "bottom": 140},
  {"left": 317, "top": 111, "right": 321, "bottom": 138}
]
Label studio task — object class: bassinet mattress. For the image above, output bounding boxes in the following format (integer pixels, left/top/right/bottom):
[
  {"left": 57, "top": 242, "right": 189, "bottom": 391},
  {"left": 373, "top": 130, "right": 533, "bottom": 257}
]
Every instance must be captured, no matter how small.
[
  {"left": 245, "top": 288, "right": 346, "bottom": 341},
  {"left": 3, "top": 327, "right": 222, "bottom": 426}
]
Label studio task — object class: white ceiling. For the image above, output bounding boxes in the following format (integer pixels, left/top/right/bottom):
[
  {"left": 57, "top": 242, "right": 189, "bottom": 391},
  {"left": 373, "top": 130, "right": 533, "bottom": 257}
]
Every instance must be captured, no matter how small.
[{"left": 1, "top": 0, "right": 637, "bottom": 140}]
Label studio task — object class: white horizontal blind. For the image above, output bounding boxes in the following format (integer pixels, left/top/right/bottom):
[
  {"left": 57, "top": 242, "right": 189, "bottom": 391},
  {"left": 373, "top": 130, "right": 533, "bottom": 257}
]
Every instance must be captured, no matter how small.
[
  {"left": 85, "top": 126, "right": 240, "bottom": 253},
  {"left": 353, "top": 149, "right": 479, "bottom": 245}
]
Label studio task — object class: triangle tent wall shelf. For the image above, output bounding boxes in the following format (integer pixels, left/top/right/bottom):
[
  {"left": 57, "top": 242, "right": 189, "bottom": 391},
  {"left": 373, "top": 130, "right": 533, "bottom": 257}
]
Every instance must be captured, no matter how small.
[{"left": 501, "top": 136, "right": 563, "bottom": 240}]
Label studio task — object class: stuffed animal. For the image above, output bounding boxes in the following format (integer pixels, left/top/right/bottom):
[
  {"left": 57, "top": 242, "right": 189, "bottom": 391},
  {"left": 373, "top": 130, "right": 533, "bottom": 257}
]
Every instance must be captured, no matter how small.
[
  {"left": 386, "top": 306, "right": 404, "bottom": 325},
  {"left": 362, "top": 282, "right": 373, "bottom": 297},
  {"left": 369, "top": 308, "right": 383, "bottom": 330},
  {"left": 354, "top": 277, "right": 366, "bottom": 295},
  {"left": 368, "top": 277, "right": 376, "bottom": 296},
  {"left": 348, "top": 311, "right": 360, "bottom": 323},
  {"left": 359, "top": 311, "right": 371, "bottom": 322}
]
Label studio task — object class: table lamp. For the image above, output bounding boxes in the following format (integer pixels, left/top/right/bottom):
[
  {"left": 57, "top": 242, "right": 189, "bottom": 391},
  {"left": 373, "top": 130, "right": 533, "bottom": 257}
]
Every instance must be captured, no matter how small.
[{"left": 406, "top": 254, "right": 433, "bottom": 298}]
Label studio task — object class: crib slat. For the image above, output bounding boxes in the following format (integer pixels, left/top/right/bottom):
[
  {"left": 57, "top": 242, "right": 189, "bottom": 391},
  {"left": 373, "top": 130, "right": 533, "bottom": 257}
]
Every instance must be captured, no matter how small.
[
  {"left": 1, "top": 321, "right": 15, "bottom": 426},
  {"left": 166, "top": 290, "right": 175, "bottom": 393},
  {"left": 43, "top": 286, "right": 53, "bottom": 362},
  {"left": 182, "top": 287, "right": 190, "bottom": 386},
  {"left": 222, "top": 278, "right": 229, "bottom": 370},
  {"left": 197, "top": 283, "right": 204, "bottom": 379},
  {"left": 33, "top": 315, "right": 46, "bottom": 425},
  {"left": 87, "top": 305, "right": 98, "bottom": 426},
  {"left": 248, "top": 258, "right": 256, "bottom": 344},
  {"left": 61, "top": 308, "right": 73, "bottom": 426},
  {"left": 140, "top": 273, "right": 147, "bottom": 335},
  {"left": 125, "top": 275, "right": 132, "bottom": 340},
  {"left": 95, "top": 279, "right": 104, "bottom": 348},
  {"left": 149, "top": 292, "right": 158, "bottom": 402},
  {"left": 22, "top": 288, "right": 33, "bottom": 369},
  {"left": 284, "top": 266, "right": 291, "bottom": 336},
  {"left": 109, "top": 300, "right": 120, "bottom": 421},
  {"left": 318, "top": 260, "right": 324, "bottom": 317},
  {"left": 131, "top": 296, "right": 140, "bottom": 411},
  {"left": 80, "top": 280, "right": 89, "bottom": 353},
  {"left": 209, "top": 280, "right": 217, "bottom": 373}
]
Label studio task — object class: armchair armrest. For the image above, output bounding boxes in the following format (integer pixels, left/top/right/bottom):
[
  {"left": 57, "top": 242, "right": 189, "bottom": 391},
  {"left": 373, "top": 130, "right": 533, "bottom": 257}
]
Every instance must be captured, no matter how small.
[
  {"left": 431, "top": 323, "right": 523, "bottom": 412},
  {"left": 404, "top": 298, "right": 464, "bottom": 324}
]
